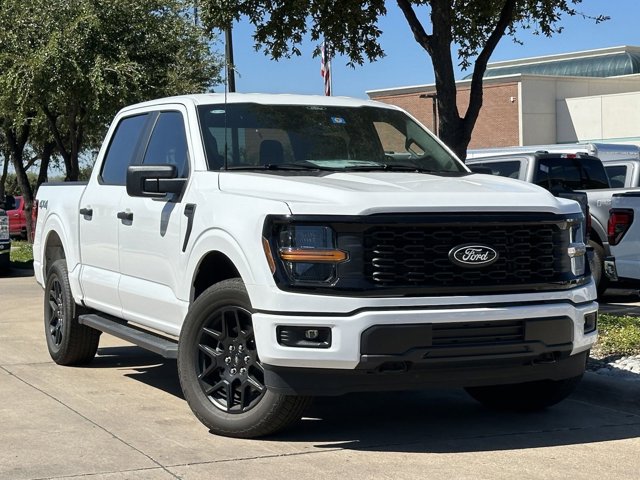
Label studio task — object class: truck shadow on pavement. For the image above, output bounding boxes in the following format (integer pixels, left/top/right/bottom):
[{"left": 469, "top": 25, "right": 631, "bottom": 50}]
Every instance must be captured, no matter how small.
[
  {"left": 90, "top": 345, "right": 640, "bottom": 453},
  {"left": 92, "top": 346, "right": 184, "bottom": 399},
  {"left": 284, "top": 385, "right": 640, "bottom": 453},
  {"left": 3, "top": 264, "right": 34, "bottom": 278}
]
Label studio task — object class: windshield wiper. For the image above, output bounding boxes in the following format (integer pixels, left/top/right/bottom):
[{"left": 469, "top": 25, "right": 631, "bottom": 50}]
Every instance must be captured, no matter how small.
[{"left": 342, "top": 163, "right": 438, "bottom": 173}]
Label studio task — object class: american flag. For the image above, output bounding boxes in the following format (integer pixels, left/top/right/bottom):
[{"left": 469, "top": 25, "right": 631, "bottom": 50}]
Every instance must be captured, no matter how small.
[{"left": 320, "top": 41, "right": 331, "bottom": 96}]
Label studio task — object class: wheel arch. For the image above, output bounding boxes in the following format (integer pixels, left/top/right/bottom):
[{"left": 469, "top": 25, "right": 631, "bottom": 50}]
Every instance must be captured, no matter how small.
[
  {"left": 185, "top": 229, "right": 267, "bottom": 305},
  {"left": 39, "top": 214, "right": 83, "bottom": 303},
  {"left": 191, "top": 251, "right": 241, "bottom": 302},
  {"left": 589, "top": 214, "right": 609, "bottom": 254},
  {"left": 44, "top": 230, "right": 66, "bottom": 277}
]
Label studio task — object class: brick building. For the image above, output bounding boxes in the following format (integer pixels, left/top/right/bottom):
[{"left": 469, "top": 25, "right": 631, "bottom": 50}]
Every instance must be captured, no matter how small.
[{"left": 367, "top": 46, "right": 640, "bottom": 150}]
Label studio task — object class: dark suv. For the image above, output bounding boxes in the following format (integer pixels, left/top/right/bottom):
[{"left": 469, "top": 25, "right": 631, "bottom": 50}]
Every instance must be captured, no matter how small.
[{"left": 0, "top": 208, "right": 10, "bottom": 272}]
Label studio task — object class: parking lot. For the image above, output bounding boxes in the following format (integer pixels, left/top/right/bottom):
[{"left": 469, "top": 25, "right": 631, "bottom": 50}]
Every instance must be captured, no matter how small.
[{"left": 1, "top": 270, "right": 639, "bottom": 480}]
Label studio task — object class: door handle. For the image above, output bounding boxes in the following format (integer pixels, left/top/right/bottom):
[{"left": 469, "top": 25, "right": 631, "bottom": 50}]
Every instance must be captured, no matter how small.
[
  {"left": 79, "top": 207, "right": 93, "bottom": 218},
  {"left": 117, "top": 211, "right": 133, "bottom": 222}
]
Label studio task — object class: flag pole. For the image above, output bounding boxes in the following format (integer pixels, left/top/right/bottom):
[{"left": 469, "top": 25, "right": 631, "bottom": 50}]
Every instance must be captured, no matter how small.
[{"left": 321, "top": 40, "right": 332, "bottom": 96}]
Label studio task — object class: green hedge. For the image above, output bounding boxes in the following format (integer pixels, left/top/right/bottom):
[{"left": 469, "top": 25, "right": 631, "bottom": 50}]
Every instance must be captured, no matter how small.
[{"left": 593, "top": 314, "right": 640, "bottom": 358}]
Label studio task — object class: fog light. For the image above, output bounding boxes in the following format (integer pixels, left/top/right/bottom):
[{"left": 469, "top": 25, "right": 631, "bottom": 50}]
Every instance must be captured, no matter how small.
[
  {"left": 584, "top": 311, "right": 597, "bottom": 334},
  {"left": 277, "top": 326, "right": 331, "bottom": 348}
]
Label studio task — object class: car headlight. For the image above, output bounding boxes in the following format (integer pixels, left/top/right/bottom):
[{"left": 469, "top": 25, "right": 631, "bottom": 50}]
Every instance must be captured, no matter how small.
[
  {"left": 263, "top": 224, "right": 348, "bottom": 285},
  {"left": 567, "top": 218, "right": 586, "bottom": 276},
  {"left": 0, "top": 216, "right": 9, "bottom": 241}
]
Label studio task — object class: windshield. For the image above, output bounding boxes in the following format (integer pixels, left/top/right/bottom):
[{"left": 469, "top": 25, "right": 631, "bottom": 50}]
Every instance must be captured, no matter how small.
[{"left": 197, "top": 103, "right": 466, "bottom": 174}]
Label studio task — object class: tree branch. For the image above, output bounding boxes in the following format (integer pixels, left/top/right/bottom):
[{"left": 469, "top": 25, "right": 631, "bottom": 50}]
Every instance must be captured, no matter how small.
[
  {"left": 41, "top": 104, "right": 72, "bottom": 176},
  {"left": 396, "top": 0, "right": 432, "bottom": 54},
  {"left": 464, "top": 0, "right": 517, "bottom": 135}
]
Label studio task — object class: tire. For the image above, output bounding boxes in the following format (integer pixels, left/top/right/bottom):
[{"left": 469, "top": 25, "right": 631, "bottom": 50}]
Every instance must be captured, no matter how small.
[
  {"left": 465, "top": 374, "right": 583, "bottom": 412},
  {"left": 44, "top": 259, "right": 100, "bottom": 365},
  {"left": 589, "top": 240, "right": 608, "bottom": 296},
  {"left": 0, "top": 253, "right": 9, "bottom": 273},
  {"left": 178, "top": 278, "right": 311, "bottom": 438}
]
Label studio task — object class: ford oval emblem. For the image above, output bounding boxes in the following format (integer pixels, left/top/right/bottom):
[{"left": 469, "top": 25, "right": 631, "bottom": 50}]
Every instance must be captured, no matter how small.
[{"left": 449, "top": 244, "right": 499, "bottom": 268}]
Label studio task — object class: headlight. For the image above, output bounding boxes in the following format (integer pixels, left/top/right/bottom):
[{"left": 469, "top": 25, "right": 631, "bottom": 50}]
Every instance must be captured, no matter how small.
[
  {"left": 0, "top": 216, "right": 9, "bottom": 241},
  {"left": 567, "top": 218, "right": 586, "bottom": 276},
  {"left": 264, "top": 224, "right": 348, "bottom": 285}
]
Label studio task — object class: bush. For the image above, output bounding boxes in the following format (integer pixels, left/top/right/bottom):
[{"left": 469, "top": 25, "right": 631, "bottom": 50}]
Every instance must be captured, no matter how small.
[
  {"left": 593, "top": 314, "right": 640, "bottom": 358},
  {"left": 10, "top": 240, "right": 34, "bottom": 267}
]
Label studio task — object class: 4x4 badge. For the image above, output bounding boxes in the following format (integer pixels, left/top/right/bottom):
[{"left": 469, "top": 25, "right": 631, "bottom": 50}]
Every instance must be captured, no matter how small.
[{"left": 449, "top": 244, "right": 499, "bottom": 268}]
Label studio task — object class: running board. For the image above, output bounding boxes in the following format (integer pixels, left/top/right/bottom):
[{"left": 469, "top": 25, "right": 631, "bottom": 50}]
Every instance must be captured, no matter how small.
[{"left": 79, "top": 313, "right": 178, "bottom": 359}]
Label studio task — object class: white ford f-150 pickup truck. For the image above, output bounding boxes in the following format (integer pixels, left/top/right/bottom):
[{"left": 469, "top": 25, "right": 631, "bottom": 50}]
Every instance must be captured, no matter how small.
[{"left": 34, "top": 93, "right": 598, "bottom": 438}]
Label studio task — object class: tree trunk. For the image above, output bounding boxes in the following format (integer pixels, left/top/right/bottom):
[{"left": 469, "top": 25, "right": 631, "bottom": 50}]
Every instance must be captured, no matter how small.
[
  {"left": 36, "top": 141, "right": 56, "bottom": 190},
  {"left": 0, "top": 150, "right": 9, "bottom": 205},
  {"left": 398, "top": 0, "right": 517, "bottom": 161},
  {"left": 41, "top": 105, "right": 77, "bottom": 181}
]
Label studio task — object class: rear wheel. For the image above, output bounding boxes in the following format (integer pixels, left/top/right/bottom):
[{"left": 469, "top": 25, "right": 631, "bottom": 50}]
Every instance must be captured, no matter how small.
[
  {"left": 465, "top": 375, "right": 583, "bottom": 412},
  {"left": 178, "top": 278, "right": 311, "bottom": 438},
  {"left": 44, "top": 260, "right": 100, "bottom": 365},
  {"left": 589, "top": 240, "right": 608, "bottom": 296}
]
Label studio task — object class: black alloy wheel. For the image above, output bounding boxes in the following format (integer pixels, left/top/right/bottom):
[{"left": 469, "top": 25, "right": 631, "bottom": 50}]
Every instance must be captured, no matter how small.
[
  {"left": 43, "top": 260, "right": 100, "bottom": 365},
  {"left": 178, "top": 278, "right": 311, "bottom": 438},
  {"left": 47, "top": 275, "right": 66, "bottom": 348},
  {"left": 196, "top": 305, "right": 266, "bottom": 413}
]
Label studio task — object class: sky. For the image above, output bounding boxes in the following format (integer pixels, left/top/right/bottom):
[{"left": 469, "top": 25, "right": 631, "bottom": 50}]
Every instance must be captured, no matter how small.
[{"left": 210, "top": 0, "right": 640, "bottom": 99}]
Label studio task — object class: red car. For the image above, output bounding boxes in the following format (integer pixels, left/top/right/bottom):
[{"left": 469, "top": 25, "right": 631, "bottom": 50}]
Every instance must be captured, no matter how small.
[{"left": 5, "top": 195, "right": 27, "bottom": 238}]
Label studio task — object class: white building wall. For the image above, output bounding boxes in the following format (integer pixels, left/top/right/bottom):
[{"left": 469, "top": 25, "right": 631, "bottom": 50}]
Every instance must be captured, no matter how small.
[
  {"left": 520, "top": 77, "right": 558, "bottom": 145},
  {"left": 519, "top": 74, "right": 640, "bottom": 145},
  {"left": 559, "top": 91, "right": 640, "bottom": 143}
]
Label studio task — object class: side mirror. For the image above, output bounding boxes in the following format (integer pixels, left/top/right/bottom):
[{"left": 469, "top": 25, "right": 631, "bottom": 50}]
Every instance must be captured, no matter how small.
[{"left": 126, "top": 165, "right": 187, "bottom": 198}]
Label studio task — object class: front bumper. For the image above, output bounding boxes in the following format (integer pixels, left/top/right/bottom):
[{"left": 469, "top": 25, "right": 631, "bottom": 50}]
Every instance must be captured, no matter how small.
[
  {"left": 263, "top": 350, "right": 590, "bottom": 396},
  {"left": 253, "top": 298, "right": 597, "bottom": 370},
  {"left": 251, "top": 283, "right": 598, "bottom": 393}
]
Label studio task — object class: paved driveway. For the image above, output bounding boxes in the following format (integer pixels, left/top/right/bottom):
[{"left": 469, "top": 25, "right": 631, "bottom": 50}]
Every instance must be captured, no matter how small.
[{"left": 1, "top": 271, "right": 639, "bottom": 480}]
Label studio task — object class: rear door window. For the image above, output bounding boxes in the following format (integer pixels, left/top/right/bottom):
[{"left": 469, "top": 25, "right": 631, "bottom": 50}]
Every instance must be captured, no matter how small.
[
  {"left": 605, "top": 165, "right": 628, "bottom": 188},
  {"left": 534, "top": 157, "right": 609, "bottom": 190}
]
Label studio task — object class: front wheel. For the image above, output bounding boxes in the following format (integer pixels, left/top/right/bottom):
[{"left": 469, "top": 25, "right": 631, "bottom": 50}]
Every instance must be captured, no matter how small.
[
  {"left": 44, "top": 259, "right": 100, "bottom": 365},
  {"left": 177, "top": 278, "right": 311, "bottom": 438},
  {"left": 0, "top": 253, "right": 9, "bottom": 273},
  {"left": 465, "top": 375, "right": 583, "bottom": 412}
]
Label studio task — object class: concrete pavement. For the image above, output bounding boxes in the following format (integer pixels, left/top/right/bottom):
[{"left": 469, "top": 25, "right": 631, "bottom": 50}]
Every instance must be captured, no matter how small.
[{"left": 1, "top": 271, "right": 639, "bottom": 480}]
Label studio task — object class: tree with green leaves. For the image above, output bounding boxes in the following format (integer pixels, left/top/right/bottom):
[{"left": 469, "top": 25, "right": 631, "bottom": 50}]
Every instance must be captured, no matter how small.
[
  {"left": 0, "top": 0, "right": 222, "bottom": 239},
  {"left": 200, "top": 0, "right": 606, "bottom": 160}
]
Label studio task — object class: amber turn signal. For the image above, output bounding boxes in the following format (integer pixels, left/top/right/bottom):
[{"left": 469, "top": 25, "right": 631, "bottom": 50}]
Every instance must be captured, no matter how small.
[
  {"left": 279, "top": 248, "right": 347, "bottom": 263},
  {"left": 262, "top": 237, "right": 277, "bottom": 274}
]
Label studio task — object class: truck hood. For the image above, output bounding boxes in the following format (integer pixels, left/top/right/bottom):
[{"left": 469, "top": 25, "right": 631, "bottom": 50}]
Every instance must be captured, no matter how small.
[{"left": 218, "top": 171, "right": 579, "bottom": 216}]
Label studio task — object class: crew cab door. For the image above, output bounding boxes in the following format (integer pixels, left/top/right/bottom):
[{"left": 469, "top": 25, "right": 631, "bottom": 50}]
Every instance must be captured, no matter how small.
[
  {"left": 117, "top": 108, "right": 191, "bottom": 332},
  {"left": 79, "top": 113, "right": 150, "bottom": 317}
]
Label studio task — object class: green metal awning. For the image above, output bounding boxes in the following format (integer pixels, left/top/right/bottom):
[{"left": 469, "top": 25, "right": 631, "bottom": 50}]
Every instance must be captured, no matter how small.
[{"left": 464, "top": 51, "right": 640, "bottom": 79}]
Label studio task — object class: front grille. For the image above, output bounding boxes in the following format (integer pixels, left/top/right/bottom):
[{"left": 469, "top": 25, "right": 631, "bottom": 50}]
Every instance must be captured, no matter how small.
[
  {"left": 359, "top": 318, "right": 573, "bottom": 357},
  {"left": 432, "top": 320, "right": 524, "bottom": 347},
  {"left": 363, "top": 222, "right": 569, "bottom": 288}
]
